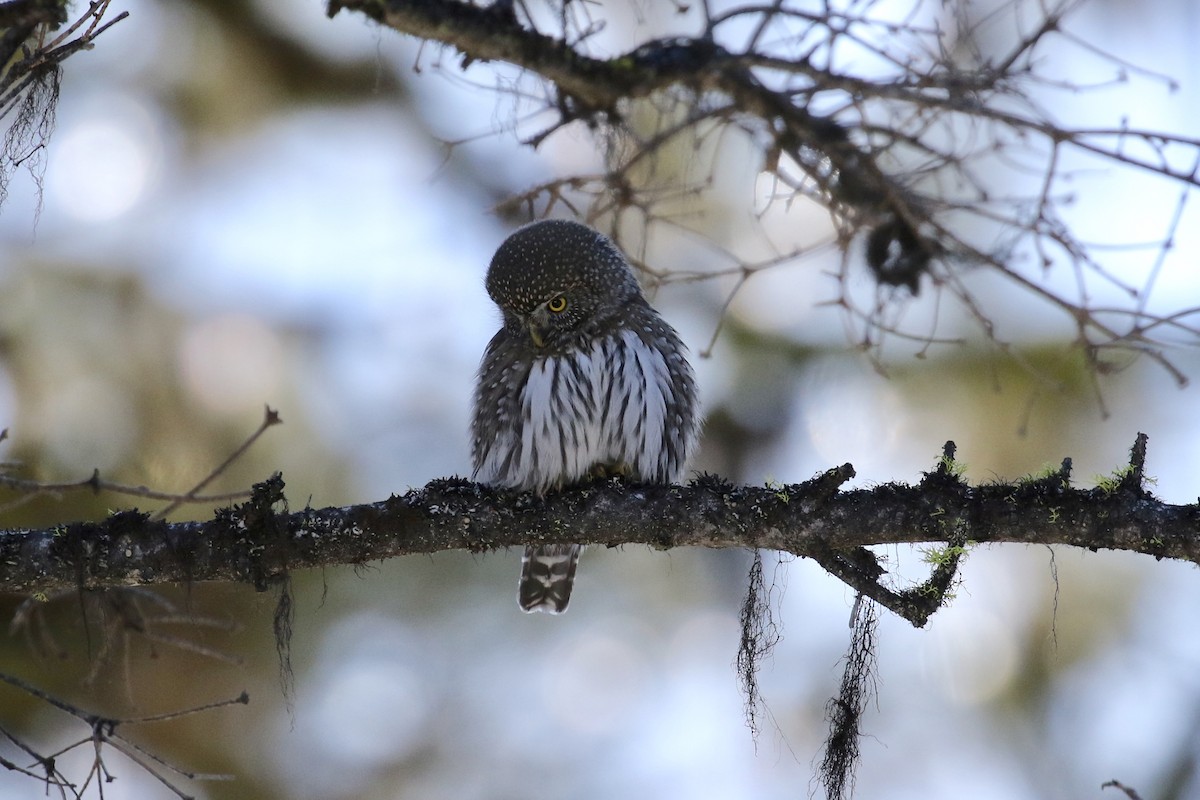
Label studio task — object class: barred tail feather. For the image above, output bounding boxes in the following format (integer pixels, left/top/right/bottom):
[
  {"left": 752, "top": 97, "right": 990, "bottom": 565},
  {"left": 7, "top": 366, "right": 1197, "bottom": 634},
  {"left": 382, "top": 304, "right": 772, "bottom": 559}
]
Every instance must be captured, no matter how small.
[{"left": 519, "top": 544, "right": 582, "bottom": 613}]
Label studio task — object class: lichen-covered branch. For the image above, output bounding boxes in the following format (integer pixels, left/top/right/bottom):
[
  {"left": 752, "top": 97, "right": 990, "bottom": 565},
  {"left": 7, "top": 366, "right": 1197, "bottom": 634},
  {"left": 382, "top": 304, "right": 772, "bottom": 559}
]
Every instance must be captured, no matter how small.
[{"left": 1, "top": 436, "right": 1194, "bottom": 627}]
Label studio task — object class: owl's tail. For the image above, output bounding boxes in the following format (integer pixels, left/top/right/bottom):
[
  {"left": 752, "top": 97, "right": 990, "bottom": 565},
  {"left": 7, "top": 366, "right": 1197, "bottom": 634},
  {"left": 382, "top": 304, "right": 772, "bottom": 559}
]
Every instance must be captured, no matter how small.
[{"left": 518, "top": 544, "right": 582, "bottom": 613}]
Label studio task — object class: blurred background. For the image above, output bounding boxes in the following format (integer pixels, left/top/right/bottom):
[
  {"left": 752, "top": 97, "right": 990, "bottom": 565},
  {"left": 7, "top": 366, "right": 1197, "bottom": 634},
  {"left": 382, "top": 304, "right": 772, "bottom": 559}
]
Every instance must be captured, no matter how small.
[{"left": 0, "top": 0, "right": 1198, "bottom": 798}]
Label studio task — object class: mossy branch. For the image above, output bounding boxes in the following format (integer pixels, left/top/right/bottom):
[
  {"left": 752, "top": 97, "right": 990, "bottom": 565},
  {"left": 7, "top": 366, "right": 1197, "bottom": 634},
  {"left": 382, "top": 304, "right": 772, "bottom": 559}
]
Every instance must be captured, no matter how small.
[{"left": 0, "top": 435, "right": 1194, "bottom": 628}]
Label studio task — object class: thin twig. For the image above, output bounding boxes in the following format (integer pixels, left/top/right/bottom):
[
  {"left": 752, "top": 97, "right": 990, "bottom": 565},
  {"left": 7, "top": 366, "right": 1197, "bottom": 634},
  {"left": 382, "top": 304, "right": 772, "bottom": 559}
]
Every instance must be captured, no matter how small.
[{"left": 151, "top": 406, "right": 283, "bottom": 521}]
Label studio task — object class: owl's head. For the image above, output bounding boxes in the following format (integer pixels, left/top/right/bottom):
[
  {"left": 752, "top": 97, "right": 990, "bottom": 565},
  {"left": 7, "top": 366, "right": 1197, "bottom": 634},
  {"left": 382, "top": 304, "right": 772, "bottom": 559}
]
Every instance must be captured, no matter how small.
[{"left": 486, "top": 220, "right": 643, "bottom": 349}]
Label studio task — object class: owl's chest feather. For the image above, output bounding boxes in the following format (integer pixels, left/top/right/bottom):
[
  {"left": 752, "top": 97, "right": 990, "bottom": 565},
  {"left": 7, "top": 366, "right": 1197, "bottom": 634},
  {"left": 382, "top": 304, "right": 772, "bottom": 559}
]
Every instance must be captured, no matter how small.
[{"left": 475, "top": 328, "right": 685, "bottom": 492}]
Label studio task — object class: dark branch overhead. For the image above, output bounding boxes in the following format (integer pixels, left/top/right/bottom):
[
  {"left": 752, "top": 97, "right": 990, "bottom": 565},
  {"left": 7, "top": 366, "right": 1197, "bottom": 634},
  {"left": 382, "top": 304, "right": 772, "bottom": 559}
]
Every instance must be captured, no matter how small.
[
  {"left": 324, "top": 0, "right": 1200, "bottom": 386},
  {"left": 1, "top": 436, "right": 1195, "bottom": 627}
]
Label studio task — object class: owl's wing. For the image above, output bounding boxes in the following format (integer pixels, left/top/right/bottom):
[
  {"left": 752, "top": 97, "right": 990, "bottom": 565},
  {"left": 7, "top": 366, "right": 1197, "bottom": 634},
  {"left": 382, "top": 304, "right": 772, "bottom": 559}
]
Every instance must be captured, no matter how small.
[
  {"left": 618, "top": 306, "right": 701, "bottom": 483},
  {"left": 470, "top": 328, "right": 529, "bottom": 484}
]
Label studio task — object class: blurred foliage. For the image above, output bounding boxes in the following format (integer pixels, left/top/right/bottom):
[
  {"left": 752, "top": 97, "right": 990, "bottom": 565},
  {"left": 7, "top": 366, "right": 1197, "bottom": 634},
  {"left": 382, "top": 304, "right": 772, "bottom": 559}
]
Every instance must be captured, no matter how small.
[{"left": 0, "top": 263, "right": 351, "bottom": 526}]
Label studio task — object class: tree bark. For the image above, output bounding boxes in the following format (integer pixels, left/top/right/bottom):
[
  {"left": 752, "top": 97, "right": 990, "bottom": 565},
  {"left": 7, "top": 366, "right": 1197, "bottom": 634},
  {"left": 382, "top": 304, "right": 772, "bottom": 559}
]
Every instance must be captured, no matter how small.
[{"left": 1, "top": 436, "right": 1194, "bottom": 626}]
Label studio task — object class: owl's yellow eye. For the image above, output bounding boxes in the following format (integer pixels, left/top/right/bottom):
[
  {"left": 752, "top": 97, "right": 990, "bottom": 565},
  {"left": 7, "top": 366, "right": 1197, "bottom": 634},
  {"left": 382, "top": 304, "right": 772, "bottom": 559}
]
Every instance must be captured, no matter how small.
[{"left": 547, "top": 295, "right": 568, "bottom": 313}]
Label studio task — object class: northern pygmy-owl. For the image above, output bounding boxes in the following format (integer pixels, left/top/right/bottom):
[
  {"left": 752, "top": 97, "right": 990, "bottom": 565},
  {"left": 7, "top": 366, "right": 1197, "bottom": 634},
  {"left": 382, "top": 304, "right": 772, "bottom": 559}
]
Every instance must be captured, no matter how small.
[{"left": 471, "top": 220, "right": 701, "bottom": 613}]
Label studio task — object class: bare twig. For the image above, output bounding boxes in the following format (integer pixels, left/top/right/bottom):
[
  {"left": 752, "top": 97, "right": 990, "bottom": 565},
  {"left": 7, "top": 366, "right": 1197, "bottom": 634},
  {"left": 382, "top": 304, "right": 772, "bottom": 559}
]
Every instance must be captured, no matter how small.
[
  {"left": 151, "top": 406, "right": 283, "bottom": 521},
  {"left": 0, "top": 409, "right": 282, "bottom": 518},
  {"left": 0, "top": 671, "right": 246, "bottom": 799}
]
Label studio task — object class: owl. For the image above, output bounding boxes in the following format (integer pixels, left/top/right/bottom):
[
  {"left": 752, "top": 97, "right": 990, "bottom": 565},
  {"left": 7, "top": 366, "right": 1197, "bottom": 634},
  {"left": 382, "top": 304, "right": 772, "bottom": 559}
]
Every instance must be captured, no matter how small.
[{"left": 471, "top": 220, "right": 701, "bottom": 613}]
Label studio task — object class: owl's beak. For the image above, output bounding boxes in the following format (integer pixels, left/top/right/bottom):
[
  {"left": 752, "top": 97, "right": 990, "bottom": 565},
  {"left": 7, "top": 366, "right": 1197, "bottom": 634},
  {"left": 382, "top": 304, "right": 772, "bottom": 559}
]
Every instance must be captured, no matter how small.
[{"left": 525, "top": 309, "right": 550, "bottom": 348}]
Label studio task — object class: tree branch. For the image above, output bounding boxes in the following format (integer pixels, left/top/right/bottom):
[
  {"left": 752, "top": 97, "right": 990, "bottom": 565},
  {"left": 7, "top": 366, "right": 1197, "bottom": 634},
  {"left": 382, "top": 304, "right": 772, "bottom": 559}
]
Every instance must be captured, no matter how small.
[
  {"left": 1, "top": 436, "right": 1194, "bottom": 627},
  {"left": 325, "top": 0, "right": 674, "bottom": 111},
  {"left": 324, "top": 0, "right": 1200, "bottom": 386}
]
